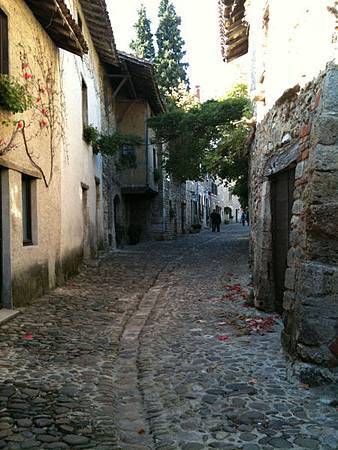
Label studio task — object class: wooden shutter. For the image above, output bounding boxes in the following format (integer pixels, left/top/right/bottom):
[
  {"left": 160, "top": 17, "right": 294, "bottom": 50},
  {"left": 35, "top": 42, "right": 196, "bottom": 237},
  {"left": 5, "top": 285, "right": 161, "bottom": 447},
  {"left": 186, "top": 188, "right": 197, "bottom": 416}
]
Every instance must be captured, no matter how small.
[{"left": 0, "top": 9, "right": 9, "bottom": 75}]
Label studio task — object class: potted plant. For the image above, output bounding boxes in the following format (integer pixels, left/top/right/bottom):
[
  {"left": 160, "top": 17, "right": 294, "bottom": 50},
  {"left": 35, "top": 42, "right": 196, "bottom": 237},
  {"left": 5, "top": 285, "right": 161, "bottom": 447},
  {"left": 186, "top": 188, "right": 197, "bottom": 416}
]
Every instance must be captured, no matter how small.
[{"left": 83, "top": 124, "right": 99, "bottom": 146}]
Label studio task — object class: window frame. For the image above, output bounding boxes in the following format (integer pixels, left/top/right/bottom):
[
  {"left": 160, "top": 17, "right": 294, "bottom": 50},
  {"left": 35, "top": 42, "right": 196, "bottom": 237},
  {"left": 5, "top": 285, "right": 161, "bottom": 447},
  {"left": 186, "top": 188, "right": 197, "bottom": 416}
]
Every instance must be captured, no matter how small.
[
  {"left": 0, "top": 8, "right": 9, "bottom": 75},
  {"left": 82, "top": 78, "right": 88, "bottom": 135},
  {"left": 22, "top": 175, "right": 33, "bottom": 246}
]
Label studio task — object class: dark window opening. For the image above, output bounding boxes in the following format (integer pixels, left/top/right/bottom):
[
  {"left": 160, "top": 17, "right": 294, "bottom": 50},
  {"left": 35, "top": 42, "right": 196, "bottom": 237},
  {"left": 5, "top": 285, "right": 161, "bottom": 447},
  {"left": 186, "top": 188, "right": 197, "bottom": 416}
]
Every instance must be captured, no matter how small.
[
  {"left": 22, "top": 175, "right": 32, "bottom": 245},
  {"left": 0, "top": 9, "right": 9, "bottom": 75},
  {"left": 82, "top": 78, "right": 88, "bottom": 132}
]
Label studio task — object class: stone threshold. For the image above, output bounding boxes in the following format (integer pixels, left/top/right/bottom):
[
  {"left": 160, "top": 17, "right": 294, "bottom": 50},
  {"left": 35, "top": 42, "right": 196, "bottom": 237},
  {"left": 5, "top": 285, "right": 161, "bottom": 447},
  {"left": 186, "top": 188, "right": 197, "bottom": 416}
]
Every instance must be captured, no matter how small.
[{"left": 0, "top": 309, "right": 21, "bottom": 326}]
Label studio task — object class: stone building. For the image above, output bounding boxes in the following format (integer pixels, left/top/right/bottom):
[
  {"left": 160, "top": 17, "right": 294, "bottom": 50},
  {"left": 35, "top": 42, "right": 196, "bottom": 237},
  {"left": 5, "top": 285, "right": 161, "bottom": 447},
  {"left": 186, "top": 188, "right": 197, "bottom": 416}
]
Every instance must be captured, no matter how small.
[
  {"left": 0, "top": 0, "right": 87, "bottom": 310},
  {"left": 219, "top": 0, "right": 338, "bottom": 367},
  {"left": 185, "top": 177, "right": 241, "bottom": 231},
  {"left": 103, "top": 51, "right": 166, "bottom": 245}
]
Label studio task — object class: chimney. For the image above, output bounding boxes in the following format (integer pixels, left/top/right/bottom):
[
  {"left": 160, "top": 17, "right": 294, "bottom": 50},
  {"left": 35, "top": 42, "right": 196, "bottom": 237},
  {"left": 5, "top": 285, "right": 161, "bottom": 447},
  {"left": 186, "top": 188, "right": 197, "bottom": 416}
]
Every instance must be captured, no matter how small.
[{"left": 195, "top": 85, "right": 201, "bottom": 102}]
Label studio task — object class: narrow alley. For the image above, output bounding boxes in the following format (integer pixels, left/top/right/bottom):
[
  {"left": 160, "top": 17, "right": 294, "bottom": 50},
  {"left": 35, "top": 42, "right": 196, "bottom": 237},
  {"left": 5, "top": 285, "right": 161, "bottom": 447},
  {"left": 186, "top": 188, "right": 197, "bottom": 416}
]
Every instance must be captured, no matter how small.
[{"left": 0, "top": 225, "right": 337, "bottom": 450}]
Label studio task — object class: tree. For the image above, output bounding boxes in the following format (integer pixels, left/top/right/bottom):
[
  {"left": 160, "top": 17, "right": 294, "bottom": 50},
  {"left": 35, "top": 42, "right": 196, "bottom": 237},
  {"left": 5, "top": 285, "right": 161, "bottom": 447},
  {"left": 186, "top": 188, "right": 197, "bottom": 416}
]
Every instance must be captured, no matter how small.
[
  {"left": 155, "top": 0, "right": 189, "bottom": 94},
  {"left": 130, "top": 5, "right": 155, "bottom": 61},
  {"left": 164, "top": 81, "right": 199, "bottom": 112},
  {"left": 148, "top": 85, "right": 252, "bottom": 207}
]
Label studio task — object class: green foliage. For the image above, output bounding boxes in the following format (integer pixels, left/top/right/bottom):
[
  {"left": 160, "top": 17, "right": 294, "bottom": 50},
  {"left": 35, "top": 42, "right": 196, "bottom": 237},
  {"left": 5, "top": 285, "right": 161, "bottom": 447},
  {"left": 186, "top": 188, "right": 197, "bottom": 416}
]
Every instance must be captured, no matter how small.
[
  {"left": 148, "top": 96, "right": 249, "bottom": 180},
  {"left": 205, "top": 123, "right": 250, "bottom": 207},
  {"left": 153, "top": 167, "right": 161, "bottom": 183},
  {"left": 164, "top": 81, "right": 199, "bottom": 112},
  {"left": 93, "top": 131, "right": 143, "bottom": 158},
  {"left": 130, "top": 5, "right": 155, "bottom": 61},
  {"left": 148, "top": 85, "right": 252, "bottom": 207},
  {"left": 83, "top": 124, "right": 99, "bottom": 145},
  {"left": 155, "top": 0, "right": 189, "bottom": 94},
  {"left": 0, "top": 75, "right": 33, "bottom": 114}
]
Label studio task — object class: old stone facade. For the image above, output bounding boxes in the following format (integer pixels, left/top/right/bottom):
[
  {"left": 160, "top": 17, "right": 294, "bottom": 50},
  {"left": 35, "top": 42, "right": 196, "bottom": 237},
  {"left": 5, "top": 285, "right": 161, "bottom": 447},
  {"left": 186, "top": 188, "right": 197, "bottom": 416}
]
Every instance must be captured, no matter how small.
[
  {"left": 251, "top": 65, "right": 338, "bottom": 366},
  {"left": 185, "top": 178, "right": 241, "bottom": 231},
  {"left": 219, "top": 0, "right": 338, "bottom": 367}
]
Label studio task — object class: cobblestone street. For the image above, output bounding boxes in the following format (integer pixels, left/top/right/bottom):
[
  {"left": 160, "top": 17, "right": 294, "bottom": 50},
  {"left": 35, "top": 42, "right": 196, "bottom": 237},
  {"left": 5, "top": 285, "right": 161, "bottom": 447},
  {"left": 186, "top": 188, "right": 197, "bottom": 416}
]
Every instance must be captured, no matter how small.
[{"left": 0, "top": 225, "right": 337, "bottom": 450}]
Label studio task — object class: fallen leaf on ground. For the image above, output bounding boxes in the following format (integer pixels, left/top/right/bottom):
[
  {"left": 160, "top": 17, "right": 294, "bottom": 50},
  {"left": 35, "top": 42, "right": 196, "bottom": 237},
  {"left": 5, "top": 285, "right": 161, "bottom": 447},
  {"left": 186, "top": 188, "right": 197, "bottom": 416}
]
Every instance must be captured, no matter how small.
[
  {"left": 218, "top": 335, "right": 229, "bottom": 341},
  {"left": 22, "top": 334, "right": 33, "bottom": 340}
]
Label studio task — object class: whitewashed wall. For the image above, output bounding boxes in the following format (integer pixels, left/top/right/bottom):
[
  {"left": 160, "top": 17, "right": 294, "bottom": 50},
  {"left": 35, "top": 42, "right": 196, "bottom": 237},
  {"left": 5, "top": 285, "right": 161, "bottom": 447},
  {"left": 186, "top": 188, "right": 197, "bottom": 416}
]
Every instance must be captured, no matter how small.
[
  {"left": 59, "top": 3, "right": 105, "bottom": 269},
  {"left": 246, "top": 0, "right": 337, "bottom": 121}
]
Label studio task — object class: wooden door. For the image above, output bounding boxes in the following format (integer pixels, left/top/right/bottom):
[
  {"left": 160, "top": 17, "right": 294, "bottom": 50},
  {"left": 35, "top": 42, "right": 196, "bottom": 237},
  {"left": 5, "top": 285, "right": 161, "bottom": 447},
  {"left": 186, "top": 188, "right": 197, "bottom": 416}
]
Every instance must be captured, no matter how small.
[
  {"left": 0, "top": 170, "right": 2, "bottom": 308},
  {"left": 271, "top": 168, "right": 295, "bottom": 313}
]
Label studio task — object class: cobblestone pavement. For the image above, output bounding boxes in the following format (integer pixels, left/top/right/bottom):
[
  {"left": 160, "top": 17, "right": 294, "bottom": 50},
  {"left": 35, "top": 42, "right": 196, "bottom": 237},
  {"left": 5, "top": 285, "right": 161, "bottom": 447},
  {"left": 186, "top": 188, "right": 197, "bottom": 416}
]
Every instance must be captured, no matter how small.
[{"left": 0, "top": 225, "right": 337, "bottom": 450}]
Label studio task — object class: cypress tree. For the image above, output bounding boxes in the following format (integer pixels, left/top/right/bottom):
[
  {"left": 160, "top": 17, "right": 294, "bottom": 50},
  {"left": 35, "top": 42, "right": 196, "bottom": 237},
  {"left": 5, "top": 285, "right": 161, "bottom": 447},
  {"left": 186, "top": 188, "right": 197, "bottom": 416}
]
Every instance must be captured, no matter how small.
[
  {"left": 130, "top": 5, "right": 155, "bottom": 61},
  {"left": 155, "top": 0, "right": 189, "bottom": 94}
]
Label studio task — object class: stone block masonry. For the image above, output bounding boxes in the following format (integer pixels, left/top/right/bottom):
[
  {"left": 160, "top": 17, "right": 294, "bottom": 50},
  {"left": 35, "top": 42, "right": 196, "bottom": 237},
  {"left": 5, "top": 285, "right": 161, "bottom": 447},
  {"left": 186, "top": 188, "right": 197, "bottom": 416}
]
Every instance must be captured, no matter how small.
[{"left": 250, "top": 63, "right": 338, "bottom": 367}]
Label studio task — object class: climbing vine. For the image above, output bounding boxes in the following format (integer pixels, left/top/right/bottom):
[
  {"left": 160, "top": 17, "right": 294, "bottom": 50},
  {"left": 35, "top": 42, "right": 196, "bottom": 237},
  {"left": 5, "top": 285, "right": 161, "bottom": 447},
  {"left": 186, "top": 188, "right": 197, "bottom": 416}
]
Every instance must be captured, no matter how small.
[{"left": 0, "top": 41, "right": 65, "bottom": 187}]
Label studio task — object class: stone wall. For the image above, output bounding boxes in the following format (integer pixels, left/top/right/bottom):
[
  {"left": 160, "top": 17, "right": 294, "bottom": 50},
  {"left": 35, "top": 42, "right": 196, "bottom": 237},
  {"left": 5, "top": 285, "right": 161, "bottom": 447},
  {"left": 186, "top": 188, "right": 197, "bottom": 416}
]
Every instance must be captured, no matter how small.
[{"left": 250, "top": 63, "right": 338, "bottom": 367}]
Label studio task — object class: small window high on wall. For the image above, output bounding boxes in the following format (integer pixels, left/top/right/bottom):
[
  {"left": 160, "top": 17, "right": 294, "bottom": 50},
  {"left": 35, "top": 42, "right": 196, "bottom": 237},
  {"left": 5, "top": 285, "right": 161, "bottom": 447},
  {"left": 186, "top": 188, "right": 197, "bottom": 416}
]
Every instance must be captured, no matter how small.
[
  {"left": 0, "top": 9, "right": 9, "bottom": 74},
  {"left": 82, "top": 78, "right": 88, "bottom": 131}
]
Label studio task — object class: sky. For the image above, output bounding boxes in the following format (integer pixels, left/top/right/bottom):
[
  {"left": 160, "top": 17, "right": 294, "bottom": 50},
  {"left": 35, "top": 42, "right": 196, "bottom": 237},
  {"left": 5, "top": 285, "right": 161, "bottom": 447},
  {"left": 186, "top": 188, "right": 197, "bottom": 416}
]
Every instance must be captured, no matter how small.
[{"left": 107, "top": 0, "right": 248, "bottom": 101}]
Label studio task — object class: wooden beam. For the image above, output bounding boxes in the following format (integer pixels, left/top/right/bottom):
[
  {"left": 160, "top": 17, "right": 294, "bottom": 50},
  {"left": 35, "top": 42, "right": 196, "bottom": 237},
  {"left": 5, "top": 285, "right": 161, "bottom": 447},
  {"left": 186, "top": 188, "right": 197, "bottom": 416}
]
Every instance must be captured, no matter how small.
[
  {"left": 226, "top": 32, "right": 248, "bottom": 48},
  {"left": 112, "top": 76, "right": 128, "bottom": 100}
]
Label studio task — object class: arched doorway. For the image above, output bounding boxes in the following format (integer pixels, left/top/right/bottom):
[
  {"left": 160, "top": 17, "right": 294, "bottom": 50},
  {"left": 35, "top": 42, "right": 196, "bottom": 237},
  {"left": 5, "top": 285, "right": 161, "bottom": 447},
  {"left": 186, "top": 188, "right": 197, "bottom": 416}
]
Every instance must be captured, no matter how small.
[{"left": 114, "top": 195, "right": 122, "bottom": 246}]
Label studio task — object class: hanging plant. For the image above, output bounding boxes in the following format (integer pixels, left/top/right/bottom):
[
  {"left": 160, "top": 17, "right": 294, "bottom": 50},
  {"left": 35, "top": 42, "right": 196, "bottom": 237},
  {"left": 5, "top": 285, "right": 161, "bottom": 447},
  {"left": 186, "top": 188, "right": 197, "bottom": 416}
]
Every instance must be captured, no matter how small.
[
  {"left": 93, "top": 131, "right": 142, "bottom": 155},
  {"left": 0, "top": 75, "right": 33, "bottom": 114},
  {"left": 83, "top": 124, "right": 99, "bottom": 145}
]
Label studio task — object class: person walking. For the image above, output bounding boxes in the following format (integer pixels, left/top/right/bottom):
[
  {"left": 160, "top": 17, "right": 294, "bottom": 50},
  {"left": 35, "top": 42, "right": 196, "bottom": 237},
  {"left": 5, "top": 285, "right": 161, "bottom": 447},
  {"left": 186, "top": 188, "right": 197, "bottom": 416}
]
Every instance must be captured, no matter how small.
[
  {"left": 210, "top": 209, "right": 222, "bottom": 232},
  {"left": 240, "top": 210, "right": 246, "bottom": 227}
]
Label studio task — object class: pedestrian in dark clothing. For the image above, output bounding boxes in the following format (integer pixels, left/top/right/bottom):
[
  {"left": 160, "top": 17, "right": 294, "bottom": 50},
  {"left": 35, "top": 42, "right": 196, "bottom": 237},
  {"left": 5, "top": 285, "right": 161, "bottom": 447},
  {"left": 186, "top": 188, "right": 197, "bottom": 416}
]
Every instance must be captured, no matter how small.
[
  {"left": 245, "top": 210, "right": 250, "bottom": 225},
  {"left": 240, "top": 211, "right": 246, "bottom": 226},
  {"left": 210, "top": 209, "right": 221, "bottom": 232}
]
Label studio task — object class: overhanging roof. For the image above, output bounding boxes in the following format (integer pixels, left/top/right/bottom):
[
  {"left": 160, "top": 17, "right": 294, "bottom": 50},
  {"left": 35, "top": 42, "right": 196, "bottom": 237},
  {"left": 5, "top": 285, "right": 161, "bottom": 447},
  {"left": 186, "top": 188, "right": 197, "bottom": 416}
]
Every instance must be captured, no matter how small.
[
  {"left": 114, "top": 51, "right": 165, "bottom": 115},
  {"left": 219, "top": 0, "right": 249, "bottom": 63},
  {"left": 25, "top": 0, "right": 88, "bottom": 56},
  {"left": 79, "top": 0, "right": 119, "bottom": 65}
]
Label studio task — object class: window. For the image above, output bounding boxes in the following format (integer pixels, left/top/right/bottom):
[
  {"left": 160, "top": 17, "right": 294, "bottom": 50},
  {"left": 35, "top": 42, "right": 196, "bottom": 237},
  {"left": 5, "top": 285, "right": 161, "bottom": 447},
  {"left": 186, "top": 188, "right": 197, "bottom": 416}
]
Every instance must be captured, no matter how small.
[
  {"left": 211, "top": 182, "right": 218, "bottom": 196},
  {"left": 0, "top": 9, "right": 9, "bottom": 74},
  {"left": 82, "top": 78, "right": 88, "bottom": 131},
  {"left": 22, "top": 175, "right": 33, "bottom": 245}
]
